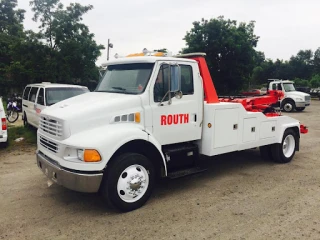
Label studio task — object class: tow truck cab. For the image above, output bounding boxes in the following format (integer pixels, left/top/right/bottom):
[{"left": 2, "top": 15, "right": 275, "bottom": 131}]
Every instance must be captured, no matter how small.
[
  {"left": 267, "top": 79, "right": 311, "bottom": 112},
  {"left": 36, "top": 52, "right": 306, "bottom": 212}
]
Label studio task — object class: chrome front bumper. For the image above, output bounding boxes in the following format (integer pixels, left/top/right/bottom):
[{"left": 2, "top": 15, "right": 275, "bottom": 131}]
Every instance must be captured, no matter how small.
[
  {"left": 36, "top": 151, "right": 103, "bottom": 193},
  {"left": 296, "top": 102, "right": 310, "bottom": 108}
]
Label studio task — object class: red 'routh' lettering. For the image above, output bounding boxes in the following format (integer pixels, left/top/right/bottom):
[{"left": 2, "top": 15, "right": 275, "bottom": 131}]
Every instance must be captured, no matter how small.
[
  {"left": 161, "top": 114, "right": 189, "bottom": 125},
  {"left": 173, "top": 115, "right": 179, "bottom": 124},
  {"left": 161, "top": 115, "right": 166, "bottom": 125},
  {"left": 179, "top": 114, "right": 184, "bottom": 123},
  {"left": 184, "top": 114, "right": 189, "bottom": 123}
]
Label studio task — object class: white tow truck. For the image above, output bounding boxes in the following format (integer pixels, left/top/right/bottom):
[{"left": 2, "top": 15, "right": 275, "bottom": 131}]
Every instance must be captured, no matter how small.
[
  {"left": 267, "top": 79, "right": 311, "bottom": 112},
  {"left": 36, "top": 51, "right": 308, "bottom": 212}
]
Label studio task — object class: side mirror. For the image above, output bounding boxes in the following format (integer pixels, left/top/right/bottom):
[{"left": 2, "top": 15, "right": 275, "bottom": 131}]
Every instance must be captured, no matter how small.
[{"left": 170, "top": 65, "right": 181, "bottom": 92}]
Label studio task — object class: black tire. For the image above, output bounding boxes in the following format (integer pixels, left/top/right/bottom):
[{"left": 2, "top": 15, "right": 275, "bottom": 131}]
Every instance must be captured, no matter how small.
[
  {"left": 6, "top": 109, "right": 19, "bottom": 123},
  {"left": 259, "top": 145, "right": 274, "bottom": 161},
  {"left": 23, "top": 112, "right": 29, "bottom": 127},
  {"left": 271, "top": 129, "right": 297, "bottom": 163},
  {"left": 296, "top": 107, "right": 305, "bottom": 112},
  {"left": 101, "top": 153, "right": 155, "bottom": 212},
  {"left": 0, "top": 140, "right": 8, "bottom": 148},
  {"left": 281, "top": 99, "right": 295, "bottom": 112}
]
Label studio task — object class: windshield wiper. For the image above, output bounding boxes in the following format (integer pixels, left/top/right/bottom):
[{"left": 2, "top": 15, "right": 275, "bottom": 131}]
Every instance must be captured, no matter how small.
[{"left": 112, "top": 87, "right": 126, "bottom": 91}]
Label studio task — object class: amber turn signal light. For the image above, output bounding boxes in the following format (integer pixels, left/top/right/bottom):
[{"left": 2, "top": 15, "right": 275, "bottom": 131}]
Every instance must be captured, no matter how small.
[{"left": 84, "top": 149, "right": 101, "bottom": 162}]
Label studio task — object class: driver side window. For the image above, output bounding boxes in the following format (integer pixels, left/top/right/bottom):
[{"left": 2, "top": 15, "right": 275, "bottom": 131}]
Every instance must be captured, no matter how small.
[{"left": 154, "top": 64, "right": 169, "bottom": 102}]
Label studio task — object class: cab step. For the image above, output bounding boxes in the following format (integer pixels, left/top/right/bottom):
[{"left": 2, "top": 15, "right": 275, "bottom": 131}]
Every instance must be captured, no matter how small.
[{"left": 167, "top": 167, "right": 207, "bottom": 179}]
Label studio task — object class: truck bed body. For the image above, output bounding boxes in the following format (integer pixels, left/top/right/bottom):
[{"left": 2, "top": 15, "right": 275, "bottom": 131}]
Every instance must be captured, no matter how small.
[{"left": 198, "top": 102, "right": 299, "bottom": 156}]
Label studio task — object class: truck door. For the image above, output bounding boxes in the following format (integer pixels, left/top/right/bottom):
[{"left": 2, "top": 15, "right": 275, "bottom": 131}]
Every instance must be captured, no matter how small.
[
  {"left": 150, "top": 61, "right": 202, "bottom": 145},
  {"left": 34, "top": 88, "right": 46, "bottom": 127},
  {"left": 27, "top": 87, "right": 39, "bottom": 126}
]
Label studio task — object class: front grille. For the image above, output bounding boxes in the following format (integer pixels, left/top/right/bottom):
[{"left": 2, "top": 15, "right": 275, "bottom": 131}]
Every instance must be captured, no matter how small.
[
  {"left": 305, "top": 96, "right": 311, "bottom": 101},
  {"left": 39, "top": 116, "right": 62, "bottom": 137},
  {"left": 40, "top": 135, "right": 59, "bottom": 153}
]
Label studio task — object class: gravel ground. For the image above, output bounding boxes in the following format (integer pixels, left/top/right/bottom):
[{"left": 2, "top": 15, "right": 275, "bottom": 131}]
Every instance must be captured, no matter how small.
[{"left": 0, "top": 101, "right": 319, "bottom": 240}]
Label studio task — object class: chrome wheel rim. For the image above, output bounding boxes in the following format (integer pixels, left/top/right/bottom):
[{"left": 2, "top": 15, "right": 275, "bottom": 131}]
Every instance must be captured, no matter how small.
[
  {"left": 284, "top": 103, "right": 293, "bottom": 112},
  {"left": 117, "top": 164, "right": 149, "bottom": 203},
  {"left": 283, "top": 135, "right": 295, "bottom": 158}
]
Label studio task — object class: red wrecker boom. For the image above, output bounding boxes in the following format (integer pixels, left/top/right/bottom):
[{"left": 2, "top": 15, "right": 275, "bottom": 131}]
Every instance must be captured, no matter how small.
[{"left": 181, "top": 53, "right": 308, "bottom": 134}]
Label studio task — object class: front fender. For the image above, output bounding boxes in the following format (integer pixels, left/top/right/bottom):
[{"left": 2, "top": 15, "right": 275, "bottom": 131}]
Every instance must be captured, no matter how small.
[{"left": 62, "top": 124, "right": 164, "bottom": 172}]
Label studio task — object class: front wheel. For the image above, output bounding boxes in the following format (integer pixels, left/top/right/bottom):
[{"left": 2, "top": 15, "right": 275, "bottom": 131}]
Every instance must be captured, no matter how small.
[
  {"left": 281, "top": 100, "right": 295, "bottom": 112},
  {"left": 6, "top": 109, "right": 19, "bottom": 123},
  {"left": 271, "top": 129, "right": 298, "bottom": 163},
  {"left": 296, "top": 107, "right": 305, "bottom": 112},
  {"left": 102, "top": 153, "right": 155, "bottom": 212}
]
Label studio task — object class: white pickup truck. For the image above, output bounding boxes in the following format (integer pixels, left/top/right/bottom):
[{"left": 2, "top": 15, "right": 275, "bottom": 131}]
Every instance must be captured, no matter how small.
[
  {"left": 36, "top": 52, "right": 308, "bottom": 212},
  {"left": 267, "top": 79, "right": 311, "bottom": 112}
]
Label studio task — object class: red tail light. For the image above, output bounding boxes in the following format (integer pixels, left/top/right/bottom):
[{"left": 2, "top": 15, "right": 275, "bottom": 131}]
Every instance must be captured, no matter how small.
[{"left": 1, "top": 118, "right": 7, "bottom": 130}]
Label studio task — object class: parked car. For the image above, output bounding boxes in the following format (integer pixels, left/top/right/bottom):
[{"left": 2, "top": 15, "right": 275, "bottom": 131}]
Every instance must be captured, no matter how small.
[
  {"left": 260, "top": 87, "right": 267, "bottom": 95},
  {"left": 295, "top": 86, "right": 311, "bottom": 94},
  {"left": 310, "top": 88, "right": 320, "bottom": 99},
  {"left": 22, "top": 83, "right": 89, "bottom": 128},
  {"left": 241, "top": 89, "right": 261, "bottom": 96},
  {"left": 0, "top": 97, "right": 8, "bottom": 147}
]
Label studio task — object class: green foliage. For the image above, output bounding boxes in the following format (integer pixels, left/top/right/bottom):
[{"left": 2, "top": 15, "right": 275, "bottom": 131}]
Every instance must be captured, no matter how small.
[
  {"left": 293, "top": 78, "right": 310, "bottom": 87},
  {"left": 29, "top": 0, "right": 105, "bottom": 84},
  {"left": 310, "top": 74, "right": 320, "bottom": 88},
  {"left": 314, "top": 48, "right": 320, "bottom": 74},
  {"left": 251, "top": 48, "right": 320, "bottom": 88},
  {"left": 7, "top": 126, "right": 37, "bottom": 145},
  {"left": 182, "top": 16, "right": 259, "bottom": 94},
  {"left": 0, "top": 0, "right": 104, "bottom": 97}
]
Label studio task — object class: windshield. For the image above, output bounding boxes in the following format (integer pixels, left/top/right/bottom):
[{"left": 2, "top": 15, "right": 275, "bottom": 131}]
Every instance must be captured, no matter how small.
[
  {"left": 283, "top": 83, "right": 295, "bottom": 92},
  {"left": 95, "top": 63, "right": 154, "bottom": 94},
  {"left": 45, "top": 87, "right": 89, "bottom": 106}
]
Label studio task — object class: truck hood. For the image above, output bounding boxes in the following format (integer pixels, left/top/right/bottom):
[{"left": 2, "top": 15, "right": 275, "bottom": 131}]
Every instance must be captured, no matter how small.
[
  {"left": 285, "top": 91, "right": 310, "bottom": 97},
  {"left": 41, "top": 92, "right": 143, "bottom": 136}
]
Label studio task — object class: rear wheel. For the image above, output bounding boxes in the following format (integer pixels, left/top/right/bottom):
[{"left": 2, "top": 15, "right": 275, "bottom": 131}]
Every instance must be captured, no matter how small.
[
  {"left": 296, "top": 107, "right": 305, "bottom": 112},
  {"left": 271, "top": 129, "right": 297, "bottom": 163},
  {"left": 101, "top": 153, "right": 155, "bottom": 212}
]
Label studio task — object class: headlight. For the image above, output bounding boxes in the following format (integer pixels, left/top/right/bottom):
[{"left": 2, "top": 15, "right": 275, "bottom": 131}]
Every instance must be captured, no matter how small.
[
  {"left": 295, "top": 97, "right": 303, "bottom": 101},
  {"left": 77, "top": 149, "right": 84, "bottom": 160}
]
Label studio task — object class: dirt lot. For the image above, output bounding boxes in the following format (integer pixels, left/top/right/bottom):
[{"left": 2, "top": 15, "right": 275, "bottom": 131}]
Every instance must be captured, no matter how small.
[{"left": 1, "top": 101, "right": 320, "bottom": 240}]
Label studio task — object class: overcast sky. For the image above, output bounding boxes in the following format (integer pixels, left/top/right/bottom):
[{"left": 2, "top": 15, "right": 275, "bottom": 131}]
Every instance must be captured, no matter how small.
[{"left": 18, "top": 0, "right": 320, "bottom": 65}]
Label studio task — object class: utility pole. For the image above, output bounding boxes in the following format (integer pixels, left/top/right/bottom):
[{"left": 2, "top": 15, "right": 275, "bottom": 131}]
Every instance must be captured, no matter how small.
[{"left": 107, "top": 39, "right": 113, "bottom": 61}]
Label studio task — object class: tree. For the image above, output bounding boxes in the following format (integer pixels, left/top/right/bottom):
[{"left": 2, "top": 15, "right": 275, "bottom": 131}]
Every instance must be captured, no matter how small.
[
  {"left": 0, "top": 0, "right": 25, "bottom": 35},
  {"left": 182, "top": 16, "right": 259, "bottom": 94},
  {"left": 310, "top": 74, "right": 320, "bottom": 88},
  {"left": 29, "top": 0, "right": 105, "bottom": 84},
  {"left": 288, "top": 51, "right": 313, "bottom": 80},
  {"left": 0, "top": 0, "right": 27, "bottom": 95},
  {"left": 314, "top": 47, "right": 320, "bottom": 75}
]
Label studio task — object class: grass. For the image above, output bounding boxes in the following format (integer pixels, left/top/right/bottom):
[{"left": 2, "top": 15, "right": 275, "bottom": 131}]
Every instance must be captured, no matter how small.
[
  {"left": 0, "top": 126, "right": 37, "bottom": 151},
  {"left": 8, "top": 126, "right": 37, "bottom": 145}
]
